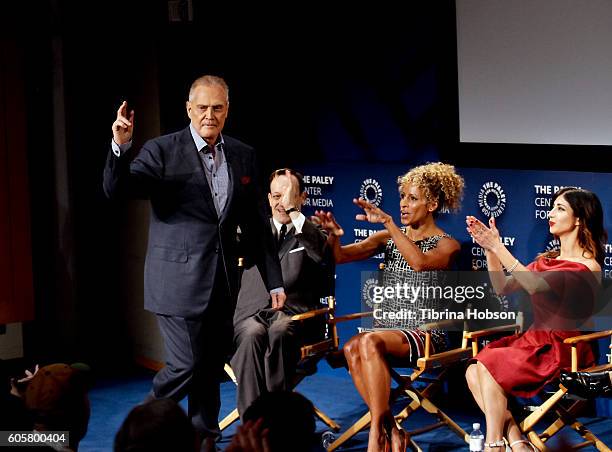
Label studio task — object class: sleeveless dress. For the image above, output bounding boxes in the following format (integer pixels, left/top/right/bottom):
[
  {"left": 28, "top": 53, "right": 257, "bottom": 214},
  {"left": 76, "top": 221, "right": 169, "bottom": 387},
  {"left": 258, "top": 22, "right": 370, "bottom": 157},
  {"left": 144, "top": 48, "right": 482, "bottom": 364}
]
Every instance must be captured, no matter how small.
[
  {"left": 472, "top": 257, "right": 597, "bottom": 397},
  {"left": 364, "top": 229, "right": 450, "bottom": 364}
]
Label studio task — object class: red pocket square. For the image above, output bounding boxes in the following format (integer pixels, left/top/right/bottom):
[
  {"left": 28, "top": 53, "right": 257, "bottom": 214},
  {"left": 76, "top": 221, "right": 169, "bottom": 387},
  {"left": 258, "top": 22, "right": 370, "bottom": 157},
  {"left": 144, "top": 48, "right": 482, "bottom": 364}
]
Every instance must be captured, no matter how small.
[{"left": 240, "top": 176, "right": 251, "bottom": 185}]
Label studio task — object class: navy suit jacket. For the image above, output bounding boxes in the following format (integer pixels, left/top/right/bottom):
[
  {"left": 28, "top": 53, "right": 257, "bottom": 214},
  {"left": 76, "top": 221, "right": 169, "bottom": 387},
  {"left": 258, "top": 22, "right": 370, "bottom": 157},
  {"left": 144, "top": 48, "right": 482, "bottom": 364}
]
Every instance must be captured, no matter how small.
[{"left": 103, "top": 127, "right": 283, "bottom": 318}]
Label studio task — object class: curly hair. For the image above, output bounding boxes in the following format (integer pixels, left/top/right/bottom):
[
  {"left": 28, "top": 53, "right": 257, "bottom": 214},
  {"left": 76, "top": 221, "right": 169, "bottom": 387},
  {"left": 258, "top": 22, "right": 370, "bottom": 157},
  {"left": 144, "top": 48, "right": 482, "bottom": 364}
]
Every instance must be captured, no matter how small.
[{"left": 397, "top": 162, "right": 464, "bottom": 213}]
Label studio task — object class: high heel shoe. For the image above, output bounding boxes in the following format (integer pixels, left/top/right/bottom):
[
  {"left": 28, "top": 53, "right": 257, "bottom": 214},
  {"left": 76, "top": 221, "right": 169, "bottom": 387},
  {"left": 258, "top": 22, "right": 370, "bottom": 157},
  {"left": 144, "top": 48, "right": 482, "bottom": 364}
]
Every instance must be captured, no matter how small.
[
  {"left": 380, "top": 416, "right": 394, "bottom": 452},
  {"left": 367, "top": 430, "right": 389, "bottom": 452},
  {"left": 382, "top": 416, "right": 412, "bottom": 452},
  {"left": 484, "top": 439, "right": 506, "bottom": 451},
  {"left": 389, "top": 425, "right": 409, "bottom": 452}
]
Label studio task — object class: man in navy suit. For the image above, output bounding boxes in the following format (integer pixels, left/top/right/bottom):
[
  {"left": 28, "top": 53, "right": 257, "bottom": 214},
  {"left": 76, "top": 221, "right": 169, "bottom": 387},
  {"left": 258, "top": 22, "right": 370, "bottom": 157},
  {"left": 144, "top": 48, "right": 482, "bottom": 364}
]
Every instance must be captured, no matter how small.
[{"left": 103, "top": 75, "right": 285, "bottom": 450}]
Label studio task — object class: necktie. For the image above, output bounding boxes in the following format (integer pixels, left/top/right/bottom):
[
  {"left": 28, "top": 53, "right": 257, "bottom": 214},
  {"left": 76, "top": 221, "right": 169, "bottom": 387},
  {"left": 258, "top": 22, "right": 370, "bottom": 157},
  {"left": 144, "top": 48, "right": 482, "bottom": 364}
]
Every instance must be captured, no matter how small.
[{"left": 278, "top": 224, "right": 287, "bottom": 246}]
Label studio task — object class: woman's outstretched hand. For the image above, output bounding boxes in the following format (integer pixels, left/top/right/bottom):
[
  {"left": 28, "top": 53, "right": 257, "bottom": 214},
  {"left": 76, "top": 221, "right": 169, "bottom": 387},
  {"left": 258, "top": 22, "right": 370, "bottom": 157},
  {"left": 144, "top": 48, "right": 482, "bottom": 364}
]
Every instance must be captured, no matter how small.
[
  {"left": 313, "top": 210, "right": 344, "bottom": 236},
  {"left": 354, "top": 198, "right": 392, "bottom": 225},
  {"left": 466, "top": 215, "right": 501, "bottom": 252}
]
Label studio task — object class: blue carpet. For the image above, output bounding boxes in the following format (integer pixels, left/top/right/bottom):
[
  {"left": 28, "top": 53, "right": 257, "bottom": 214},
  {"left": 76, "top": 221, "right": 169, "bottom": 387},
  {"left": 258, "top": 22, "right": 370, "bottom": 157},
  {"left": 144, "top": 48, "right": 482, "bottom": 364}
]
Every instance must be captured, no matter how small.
[{"left": 80, "top": 363, "right": 612, "bottom": 451}]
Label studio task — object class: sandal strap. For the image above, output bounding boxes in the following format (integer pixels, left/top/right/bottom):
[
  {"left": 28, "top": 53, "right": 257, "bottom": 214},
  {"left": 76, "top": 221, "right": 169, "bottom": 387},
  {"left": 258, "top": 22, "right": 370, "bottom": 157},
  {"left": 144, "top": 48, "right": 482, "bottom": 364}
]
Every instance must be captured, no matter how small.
[
  {"left": 508, "top": 439, "right": 539, "bottom": 451},
  {"left": 485, "top": 440, "right": 506, "bottom": 448}
]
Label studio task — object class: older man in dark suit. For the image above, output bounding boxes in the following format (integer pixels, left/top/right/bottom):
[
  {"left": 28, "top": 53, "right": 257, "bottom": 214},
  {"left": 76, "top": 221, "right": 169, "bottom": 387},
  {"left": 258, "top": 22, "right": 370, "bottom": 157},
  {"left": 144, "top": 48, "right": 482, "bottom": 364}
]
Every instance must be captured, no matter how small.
[
  {"left": 231, "top": 168, "right": 334, "bottom": 417},
  {"left": 103, "top": 75, "right": 284, "bottom": 449}
]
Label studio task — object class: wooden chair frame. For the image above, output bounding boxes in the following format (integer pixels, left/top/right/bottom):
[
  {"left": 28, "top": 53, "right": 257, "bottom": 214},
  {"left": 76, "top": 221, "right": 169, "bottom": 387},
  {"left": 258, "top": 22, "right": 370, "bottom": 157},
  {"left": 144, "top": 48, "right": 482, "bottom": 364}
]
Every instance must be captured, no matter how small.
[
  {"left": 466, "top": 327, "right": 612, "bottom": 452},
  {"left": 326, "top": 317, "right": 473, "bottom": 452},
  {"left": 220, "top": 296, "right": 370, "bottom": 433}
]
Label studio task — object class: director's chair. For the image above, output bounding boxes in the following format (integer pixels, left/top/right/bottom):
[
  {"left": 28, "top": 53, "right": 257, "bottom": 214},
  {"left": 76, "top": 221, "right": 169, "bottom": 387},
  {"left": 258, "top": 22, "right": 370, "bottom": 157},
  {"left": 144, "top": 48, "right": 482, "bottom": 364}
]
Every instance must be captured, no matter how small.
[
  {"left": 326, "top": 261, "right": 490, "bottom": 451},
  {"left": 467, "top": 325, "right": 612, "bottom": 451},
  {"left": 220, "top": 294, "right": 372, "bottom": 433},
  {"left": 326, "top": 315, "right": 475, "bottom": 452}
]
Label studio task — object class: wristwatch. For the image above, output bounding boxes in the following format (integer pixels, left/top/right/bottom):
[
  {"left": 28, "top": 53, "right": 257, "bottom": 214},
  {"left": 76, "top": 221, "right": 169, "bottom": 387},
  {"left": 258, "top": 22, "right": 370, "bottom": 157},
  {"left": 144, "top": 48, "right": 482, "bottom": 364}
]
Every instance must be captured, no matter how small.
[{"left": 285, "top": 207, "right": 300, "bottom": 214}]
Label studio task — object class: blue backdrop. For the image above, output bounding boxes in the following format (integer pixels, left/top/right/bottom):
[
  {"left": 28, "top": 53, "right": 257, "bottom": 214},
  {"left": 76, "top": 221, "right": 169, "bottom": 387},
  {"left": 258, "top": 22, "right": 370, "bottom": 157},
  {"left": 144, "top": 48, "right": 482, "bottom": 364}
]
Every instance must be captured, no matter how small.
[{"left": 300, "top": 164, "right": 612, "bottom": 413}]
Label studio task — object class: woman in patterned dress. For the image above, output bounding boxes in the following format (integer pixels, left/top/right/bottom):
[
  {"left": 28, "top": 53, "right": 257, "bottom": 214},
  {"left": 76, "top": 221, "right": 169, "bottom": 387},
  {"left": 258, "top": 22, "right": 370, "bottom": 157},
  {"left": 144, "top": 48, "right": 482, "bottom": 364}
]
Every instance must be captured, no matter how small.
[
  {"left": 465, "top": 187, "right": 605, "bottom": 451},
  {"left": 315, "top": 162, "right": 464, "bottom": 452}
]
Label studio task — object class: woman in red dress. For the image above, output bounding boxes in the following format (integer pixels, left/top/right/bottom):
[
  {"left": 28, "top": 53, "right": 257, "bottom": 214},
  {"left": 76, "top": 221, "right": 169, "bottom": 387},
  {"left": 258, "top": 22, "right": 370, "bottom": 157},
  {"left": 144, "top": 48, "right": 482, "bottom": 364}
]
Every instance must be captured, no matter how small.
[{"left": 465, "top": 187, "right": 606, "bottom": 451}]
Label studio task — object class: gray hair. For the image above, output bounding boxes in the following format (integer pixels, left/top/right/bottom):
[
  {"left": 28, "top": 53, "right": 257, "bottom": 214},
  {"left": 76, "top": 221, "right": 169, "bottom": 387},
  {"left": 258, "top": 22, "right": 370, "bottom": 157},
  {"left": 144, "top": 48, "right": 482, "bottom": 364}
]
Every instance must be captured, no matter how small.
[{"left": 188, "top": 75, "right": 229, "bottom": 103}]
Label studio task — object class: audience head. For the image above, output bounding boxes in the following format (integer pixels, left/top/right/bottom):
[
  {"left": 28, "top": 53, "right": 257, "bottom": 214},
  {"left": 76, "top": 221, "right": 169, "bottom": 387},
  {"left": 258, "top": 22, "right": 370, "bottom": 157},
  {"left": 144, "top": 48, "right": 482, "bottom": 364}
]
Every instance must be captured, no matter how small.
[
  {"left": 0, "top": 360, "right": 33, "bottom": 430},
  {"left": 397, "top": 162, "right": 464, "bottom": 223},
  {"left": 114, "top": 398, "right": 196, "bottom": 452},
  {"left": 23, "top": 363, "right": 91, "bottom": 450},
  {"left": 547, "top": 187, "right": 606, "bottom": 266},
  {"left": 242, "top": 391, "right": 317, "bottom": 452},
  {"left": 268, "top": 168, "right": 307, "bottom": 224}
]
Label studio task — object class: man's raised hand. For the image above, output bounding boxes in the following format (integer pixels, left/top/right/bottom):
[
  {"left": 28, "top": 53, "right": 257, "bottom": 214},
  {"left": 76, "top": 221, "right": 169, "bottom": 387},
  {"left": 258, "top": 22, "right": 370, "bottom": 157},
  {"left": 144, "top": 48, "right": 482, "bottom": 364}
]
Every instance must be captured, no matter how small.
[
  {"left": 112, "top": 101, "right": 134, "bottom": 145},
  {"left": 280, "top": 173, "right": 300, "bottom": 212}
]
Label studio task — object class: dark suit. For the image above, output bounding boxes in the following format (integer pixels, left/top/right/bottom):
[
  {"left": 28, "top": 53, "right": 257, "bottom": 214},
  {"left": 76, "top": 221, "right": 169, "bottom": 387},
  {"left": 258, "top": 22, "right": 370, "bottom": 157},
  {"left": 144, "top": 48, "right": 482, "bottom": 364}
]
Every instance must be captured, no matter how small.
[
  {"left": 103, "top": 127, "right": 282, "bottom": 438},
  {"left": 231, "top": 217, "right": 333, "bottom": 416}
]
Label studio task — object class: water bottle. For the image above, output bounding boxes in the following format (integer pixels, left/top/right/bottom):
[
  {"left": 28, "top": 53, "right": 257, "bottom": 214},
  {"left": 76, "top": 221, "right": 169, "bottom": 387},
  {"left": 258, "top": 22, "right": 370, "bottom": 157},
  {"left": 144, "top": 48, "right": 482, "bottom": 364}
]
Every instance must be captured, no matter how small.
[
  {"left": 469, "top": 422, "right": 484, "bottom": 452},
  {"left": 321, "top": 431, "right": 336, "bottom": 449}
]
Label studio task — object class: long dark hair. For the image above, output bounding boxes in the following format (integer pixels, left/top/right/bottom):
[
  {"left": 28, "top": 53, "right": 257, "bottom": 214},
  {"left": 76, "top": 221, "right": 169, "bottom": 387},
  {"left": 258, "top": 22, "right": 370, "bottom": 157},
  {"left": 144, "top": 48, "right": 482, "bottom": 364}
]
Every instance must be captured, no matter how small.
[{"left": 541, "top": 187, "right": 607, "bottom": 267}]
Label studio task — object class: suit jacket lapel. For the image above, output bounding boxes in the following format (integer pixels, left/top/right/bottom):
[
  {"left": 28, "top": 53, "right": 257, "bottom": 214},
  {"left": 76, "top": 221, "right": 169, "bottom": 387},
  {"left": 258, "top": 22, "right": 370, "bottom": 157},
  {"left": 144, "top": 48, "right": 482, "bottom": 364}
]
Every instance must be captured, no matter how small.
[
  {"left": 177, "top": 127, "right": 218, "bottom": 219},
  {"left": 220, "top": 143, "right": 237, "bottom": 224},
  {"left": 278, "top": 227, "right": 296, "bottom": 260}
]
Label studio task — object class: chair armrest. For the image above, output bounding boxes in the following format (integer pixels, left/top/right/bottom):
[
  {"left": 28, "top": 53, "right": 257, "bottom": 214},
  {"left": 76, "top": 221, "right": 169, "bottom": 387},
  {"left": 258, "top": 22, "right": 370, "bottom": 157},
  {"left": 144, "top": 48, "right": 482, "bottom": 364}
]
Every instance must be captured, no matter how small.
[
  {"left": 290, "top": 307, "right": 332, "bottom": 321},
  {"left": 564, "top": 330, "right": 612, "bottom": 371},
  {"left": 464, "top": 323, "right": 521, "bottom": 339},
  {"left": 417, "top": 347, "right": 472, "bottom": 369},
  {"left": 331, "top": 311, "right": 373, "bottom": 323},
  {"left": 563, "top": 330, "right": 612, "bottom": 345}
]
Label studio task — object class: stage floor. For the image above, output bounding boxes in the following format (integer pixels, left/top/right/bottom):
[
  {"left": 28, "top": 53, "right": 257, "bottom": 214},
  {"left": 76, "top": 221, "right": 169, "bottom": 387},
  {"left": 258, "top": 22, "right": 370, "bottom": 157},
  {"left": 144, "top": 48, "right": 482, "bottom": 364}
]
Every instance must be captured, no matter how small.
[{"left": 80, "top": 362, "right": 612, "bottom": 451}]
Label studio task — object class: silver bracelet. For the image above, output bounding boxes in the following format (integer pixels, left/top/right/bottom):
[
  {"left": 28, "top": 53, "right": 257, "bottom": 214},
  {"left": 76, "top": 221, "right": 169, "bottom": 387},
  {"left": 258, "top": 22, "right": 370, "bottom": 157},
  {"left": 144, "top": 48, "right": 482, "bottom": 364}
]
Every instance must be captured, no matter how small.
[{"left": 506, "top": 259, "right": 519, "bottom": 273}]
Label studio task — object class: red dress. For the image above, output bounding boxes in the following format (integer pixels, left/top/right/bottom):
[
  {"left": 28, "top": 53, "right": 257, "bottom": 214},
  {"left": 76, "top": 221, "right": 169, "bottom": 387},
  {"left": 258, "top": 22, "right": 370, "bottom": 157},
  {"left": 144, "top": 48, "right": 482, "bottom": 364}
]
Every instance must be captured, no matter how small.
[{"left": 473, "top": 258, "right": 597, "bottom": 398}]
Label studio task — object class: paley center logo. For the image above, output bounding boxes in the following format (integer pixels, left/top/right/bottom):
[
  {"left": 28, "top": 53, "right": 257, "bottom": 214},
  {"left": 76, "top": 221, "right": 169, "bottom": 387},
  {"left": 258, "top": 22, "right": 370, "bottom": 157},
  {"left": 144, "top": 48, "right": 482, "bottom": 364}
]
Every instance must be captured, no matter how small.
[
  {"left": 478, "top": 182, "right": 506, "bottom": 218},
  {"left": 362, "top": 276, "right": 379, "bottom": 309},
  {"left": 546, "top": 238, "right": 560, "bottom": 252},
  {"left": 359, "top": 178, "right": 383, "bottom": 207}
]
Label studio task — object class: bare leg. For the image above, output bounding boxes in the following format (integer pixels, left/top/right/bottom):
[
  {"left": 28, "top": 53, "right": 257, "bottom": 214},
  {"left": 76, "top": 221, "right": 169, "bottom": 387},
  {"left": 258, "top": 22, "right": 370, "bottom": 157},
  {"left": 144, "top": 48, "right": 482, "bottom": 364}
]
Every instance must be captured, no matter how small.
[
  {"left": 478, "top": 362, "right": 530, "bottom": 451},
  {"left": 505, "top": 418, "right": 530, "bottom": 451},
  {"left": 344, "top": 333, "right": 371, "bottom": 406},
  {"left": 465, "top": 363, "right": 486, "bottom": 412},
  {"left": 466, "top": 364, "right": 527, "bottom": 450},
  {"left": 359, "top": 331, "right": 411, "bottom": 452},
  {"left": 345, "top": 334, "right": 385, "bottom": 452}
]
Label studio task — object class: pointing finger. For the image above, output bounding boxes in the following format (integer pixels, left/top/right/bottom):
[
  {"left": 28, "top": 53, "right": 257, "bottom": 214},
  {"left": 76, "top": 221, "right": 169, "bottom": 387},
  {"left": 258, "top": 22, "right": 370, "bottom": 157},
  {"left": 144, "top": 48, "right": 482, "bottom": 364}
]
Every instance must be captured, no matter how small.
[{"left": 117, "top": 101, "right": 127, "bottom": 117}]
